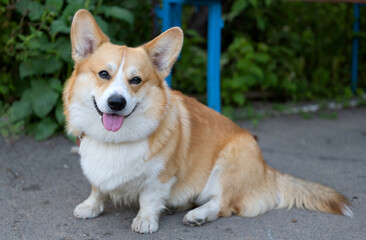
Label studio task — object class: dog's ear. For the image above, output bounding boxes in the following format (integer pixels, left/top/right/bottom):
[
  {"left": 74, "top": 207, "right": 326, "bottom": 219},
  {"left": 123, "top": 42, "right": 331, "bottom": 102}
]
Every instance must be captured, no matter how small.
[
  {"left": 143, "top": 27, "right": 183, "bottom": 78},
  {"left": 71, "top": 9, "right": 109, "bottom": 63}
]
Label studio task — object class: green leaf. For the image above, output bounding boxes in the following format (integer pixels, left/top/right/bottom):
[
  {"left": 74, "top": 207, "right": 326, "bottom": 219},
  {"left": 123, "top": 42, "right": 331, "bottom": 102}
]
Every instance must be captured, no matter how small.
[
  {"left": 55, "top": 37, "right": 71, "bottom": 62},
  {"left": 16, "top": 0, "right": 44, "bottom": 21},
  {"left": 243, "top": 75, "right": 257, "bottom": 87},
  {"left": 62, "top": 2, "right": 84, "bottom": 21},
  {"left": 233, "top": 92, "right": 245, "bottom": 106},
  {"left": 248, "top": 0, "right": 259, "bottom": 7},
  {"left": 222, "top": 106, "right": 235, "bottom": 119},
  {"left": 15, "top": 0, "right": 31, "bottom": 14},
  {"left": 49, "top": 78, "right": 63, "bottom": 92},
  {"left": 19, "top": 60, "right": 38, "bottom": 79},
  {"left": 21, "top": 88, "right": 32, "bottom": 101},
  {"left": 27, "top": 36, "right": 42, "bottom": 50},
  {"left": 225, "top": 0, "right": 248, "bottom": 22},
  {"left": 10, "top": 89, "right": 32, "bottom": 121},
  {"left": 253, "top": 53, "right": 270, "bottom": 63},
  {"left": 50, "top": 18, "right": 70, "bottom": 36},
  {"left": 19, "top": 58, "right": 63, "bottom": 78},
  {"left": 257, "top": 43, "right": 269, "bottom": 52},
  {"left": 36, "top": 33, "right": 53, "bottom": 52},
  {"left": 248, "top": 64, "right": 264, "bottom": 79},
  {"left": 43, "top": 58, "right": 63, "bottom": 74},
  {"left": 55, "top": 101, "right": 65, "bottom": 125},
  {"left": 46, "top": 0, "right": 63, "bottom": 13},
  {"left": 31, "top": 80, "right": 59, "bottom": 118},
  {"left": 256, "top": 18, "right": 266, "bottom": 31},
  {"left": 185, "top": 29, "right": 205, "bottom": 44},
  {"left": 100, "top": 6, "right": 134, "bottom": 25},
  {"left": 66, "top": 0, "right": 83, "bottom": 4},
  {"left": 10, "top": 100, "right": 32, "bottom": 121},
  {"left": 35, "top": 117, "right": 58, "bottom": 140},
  {"left": 265, "top": 0, "right": 273, "bottom": 7},
  {"left": 28, "top": 1, "right": 44, "bottom": 21},
  {"left": 228, "top": 76, "right": 246, "bottom": 89}
]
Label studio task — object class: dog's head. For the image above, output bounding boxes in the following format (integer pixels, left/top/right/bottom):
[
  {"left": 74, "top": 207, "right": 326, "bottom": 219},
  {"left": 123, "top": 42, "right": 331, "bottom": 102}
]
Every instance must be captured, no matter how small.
[{"left": 63, "top": 9, "right": 183, "bottom": 143}]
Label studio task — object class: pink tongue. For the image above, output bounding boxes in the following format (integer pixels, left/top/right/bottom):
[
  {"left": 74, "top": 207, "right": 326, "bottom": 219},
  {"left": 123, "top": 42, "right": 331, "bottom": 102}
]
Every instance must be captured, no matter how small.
[{"left": 102, "top": 113, "right": 124, "bottom": 132}]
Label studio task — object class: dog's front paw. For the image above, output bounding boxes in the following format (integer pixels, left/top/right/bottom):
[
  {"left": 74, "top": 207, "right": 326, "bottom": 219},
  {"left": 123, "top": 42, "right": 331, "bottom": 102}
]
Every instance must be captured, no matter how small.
[
  {"left": 131, "top": 215, "right": 159, "bottom": 234},
  {"left": 73, "top": 201, "right": 103, "bottom": 219}
]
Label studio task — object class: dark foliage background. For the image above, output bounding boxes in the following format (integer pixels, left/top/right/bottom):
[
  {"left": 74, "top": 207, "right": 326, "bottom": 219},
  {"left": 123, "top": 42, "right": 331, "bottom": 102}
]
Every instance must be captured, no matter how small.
[{"left": 0, "top": 0, "right": 365, "bottom": 139}]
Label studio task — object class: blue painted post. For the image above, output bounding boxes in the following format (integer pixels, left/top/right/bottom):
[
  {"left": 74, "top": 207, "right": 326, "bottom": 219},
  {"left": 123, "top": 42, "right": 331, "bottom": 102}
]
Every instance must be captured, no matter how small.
[
  {"left": 170, "top": 3, "right": 182, "bottom": 28},
  {"left": 162, "top": 2, "right": 182, "bottom": 87},
  {"left": 207, "top": 2, "right": 222, "bottom": 112},
  {"left": 170, "top": 3, "right": 183, "bottom": 62},
  {"left": 163, "top": 1, "right": 173, "bottom": 87},
  {"left": 351, "top": 4, "right": 360, "bottom": 94},
  {"left": 162, "top": 1, "right": 171, "bottom": 31},
  {"left": 159, "top": 0, "right": 223, "bottom": 112}
]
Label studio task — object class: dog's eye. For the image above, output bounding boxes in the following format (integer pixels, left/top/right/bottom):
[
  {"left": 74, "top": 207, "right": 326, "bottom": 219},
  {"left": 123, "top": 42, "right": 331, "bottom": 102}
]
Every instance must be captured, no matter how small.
[
  {"left": 129, "top": 77, "right": 142, "bottom": 85},
  {"left": 98, "top": 70, "right": 111, "bottom": 80}
]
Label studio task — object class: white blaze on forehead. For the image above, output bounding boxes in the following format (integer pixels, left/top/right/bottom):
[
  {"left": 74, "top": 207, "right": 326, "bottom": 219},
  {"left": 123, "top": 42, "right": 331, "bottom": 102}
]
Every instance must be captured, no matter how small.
[{"left": 106, "top": 50, "right": 129, "bottom": 97}]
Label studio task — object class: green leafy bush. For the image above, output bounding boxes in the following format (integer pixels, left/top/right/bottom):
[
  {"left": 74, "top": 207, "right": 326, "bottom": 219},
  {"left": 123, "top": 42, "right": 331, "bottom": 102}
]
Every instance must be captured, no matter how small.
[
  {"left": 173, "top": 29, "right": 208, "bottom": 96},
  {"left": 173, "top": 0, "right": 365, "bottom": 110},
  {"left": 223, "top": 0, "right": 364, "bottom": 103}
]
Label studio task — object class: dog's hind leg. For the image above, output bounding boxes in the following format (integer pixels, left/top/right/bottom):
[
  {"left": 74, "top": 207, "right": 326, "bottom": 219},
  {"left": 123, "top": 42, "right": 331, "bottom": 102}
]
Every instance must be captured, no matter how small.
[
  {"left": 183, "top": 197, "right": 221, "bottom": 226},
  {"left": 184, "top": 133, "right": 270, "bottom": 226},
  {"left": 183, "top": 165, "right": 222, "bottom": 226},
  {"left": 74, "top": 185, "right": 105, "bottom": 219}
]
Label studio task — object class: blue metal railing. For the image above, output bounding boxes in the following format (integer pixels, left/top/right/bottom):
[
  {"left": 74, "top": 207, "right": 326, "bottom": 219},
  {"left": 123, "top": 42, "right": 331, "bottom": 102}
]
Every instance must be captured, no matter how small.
[
  {"left": 156, "top": 0, "right": 223, "bottom": 112},
  {"left": 351, "top": 3, "right": 366, "bottom": 94}
]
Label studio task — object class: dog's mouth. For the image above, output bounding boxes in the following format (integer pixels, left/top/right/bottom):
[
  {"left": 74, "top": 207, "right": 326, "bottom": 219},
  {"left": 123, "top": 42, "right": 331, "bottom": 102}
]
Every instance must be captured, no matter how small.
[{"left": 92, "top": 97, "right": 137, "bottom": 132}]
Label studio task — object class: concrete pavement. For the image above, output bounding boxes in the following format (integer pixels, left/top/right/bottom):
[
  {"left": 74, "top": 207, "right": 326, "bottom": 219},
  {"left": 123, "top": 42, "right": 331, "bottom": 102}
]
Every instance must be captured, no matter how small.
[{"left": 1, "top": 107, "right": 365, "bottom": 240}]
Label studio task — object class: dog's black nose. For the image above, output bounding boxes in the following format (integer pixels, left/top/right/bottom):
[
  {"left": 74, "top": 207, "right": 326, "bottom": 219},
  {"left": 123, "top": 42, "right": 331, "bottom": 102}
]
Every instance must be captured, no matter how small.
[{"left": 108, "top": 94, "right": 126, "bottom": 111}]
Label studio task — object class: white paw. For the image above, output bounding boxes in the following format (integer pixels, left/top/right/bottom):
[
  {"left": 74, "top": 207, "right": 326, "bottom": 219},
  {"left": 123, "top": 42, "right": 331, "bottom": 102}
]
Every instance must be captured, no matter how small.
[
  {"left": 73, "top": 202, "right": 103, "bottom": 219},
  {"left": 131, "top": 215, "right": 159, "bottom": 234},
  {"left": 183, "top": 210, "right": 207, "bottom": 227}
]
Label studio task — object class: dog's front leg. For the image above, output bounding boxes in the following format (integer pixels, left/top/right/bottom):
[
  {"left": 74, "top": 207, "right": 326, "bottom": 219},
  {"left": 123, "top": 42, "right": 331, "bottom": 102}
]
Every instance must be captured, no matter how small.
[
  {"left": 131, "top": 178, "right": 174, "bottom": 234},
  {"left": 74, "top": 185, "right": 105, "bottom": 219}
]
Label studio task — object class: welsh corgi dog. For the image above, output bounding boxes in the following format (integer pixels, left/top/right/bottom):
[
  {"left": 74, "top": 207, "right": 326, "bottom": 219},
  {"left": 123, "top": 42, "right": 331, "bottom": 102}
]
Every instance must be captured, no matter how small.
[{"left": 63, "top": 9, "right": 352, "bottom": 234}]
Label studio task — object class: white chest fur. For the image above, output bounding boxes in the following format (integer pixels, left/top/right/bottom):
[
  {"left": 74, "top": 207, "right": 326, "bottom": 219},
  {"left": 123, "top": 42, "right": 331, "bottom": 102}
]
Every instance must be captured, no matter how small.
[{"left": 79, "top": 136, "right": 164, "bottom": 193}]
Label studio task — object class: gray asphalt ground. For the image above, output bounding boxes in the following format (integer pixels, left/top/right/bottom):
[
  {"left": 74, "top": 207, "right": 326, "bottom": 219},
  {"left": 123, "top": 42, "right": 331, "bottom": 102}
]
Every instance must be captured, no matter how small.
[{"left": 1, "top": 107, "right": 365, "bottom": 240}]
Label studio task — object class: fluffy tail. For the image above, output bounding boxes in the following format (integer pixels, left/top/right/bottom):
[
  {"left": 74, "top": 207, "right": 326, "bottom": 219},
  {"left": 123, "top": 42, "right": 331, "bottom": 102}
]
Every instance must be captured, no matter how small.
[{"left": 274, "top": 170, "right": 353, "bottom": 217}]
